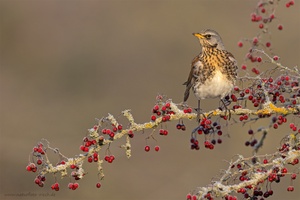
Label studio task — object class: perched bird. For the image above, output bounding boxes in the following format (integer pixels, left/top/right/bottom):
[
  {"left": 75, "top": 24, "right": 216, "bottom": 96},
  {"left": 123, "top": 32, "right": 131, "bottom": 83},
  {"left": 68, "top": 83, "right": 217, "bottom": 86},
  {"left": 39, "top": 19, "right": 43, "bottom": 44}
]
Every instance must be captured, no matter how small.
[{"left": 183, "top": 29, "right": 238, "bottom": 119}]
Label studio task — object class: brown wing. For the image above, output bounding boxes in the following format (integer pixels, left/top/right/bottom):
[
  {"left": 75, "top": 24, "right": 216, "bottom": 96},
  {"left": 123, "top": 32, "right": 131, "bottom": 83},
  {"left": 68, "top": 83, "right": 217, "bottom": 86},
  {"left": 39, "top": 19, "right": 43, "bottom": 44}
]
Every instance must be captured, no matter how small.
[
  {"left": 183, "top": 56, "right": 201, "bottom": 102},
  {"left": 225, "top": 51, "right": 238, "bottom": 81}
]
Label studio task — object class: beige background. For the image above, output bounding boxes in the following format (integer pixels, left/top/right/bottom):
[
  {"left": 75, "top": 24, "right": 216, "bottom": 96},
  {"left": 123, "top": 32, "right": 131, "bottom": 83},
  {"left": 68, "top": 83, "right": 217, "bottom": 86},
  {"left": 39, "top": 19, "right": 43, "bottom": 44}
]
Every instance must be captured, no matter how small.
[{"left": 0, "top": 0, "right": 299, "bottom": 200}]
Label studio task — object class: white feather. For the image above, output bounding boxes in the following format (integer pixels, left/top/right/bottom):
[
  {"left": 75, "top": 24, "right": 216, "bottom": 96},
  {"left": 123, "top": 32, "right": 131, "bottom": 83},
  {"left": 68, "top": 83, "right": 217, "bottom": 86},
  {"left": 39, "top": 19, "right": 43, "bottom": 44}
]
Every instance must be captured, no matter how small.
[{"left": 193, "top": 70, "right": 233, "bottom": 99}]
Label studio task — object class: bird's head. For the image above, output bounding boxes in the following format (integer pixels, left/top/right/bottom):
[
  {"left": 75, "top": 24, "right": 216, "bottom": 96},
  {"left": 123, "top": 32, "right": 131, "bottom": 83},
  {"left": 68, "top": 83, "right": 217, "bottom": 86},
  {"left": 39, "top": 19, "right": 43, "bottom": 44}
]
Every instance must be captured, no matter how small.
[{"left": 193, "top": 29, "right": 225, "bottom": 50}]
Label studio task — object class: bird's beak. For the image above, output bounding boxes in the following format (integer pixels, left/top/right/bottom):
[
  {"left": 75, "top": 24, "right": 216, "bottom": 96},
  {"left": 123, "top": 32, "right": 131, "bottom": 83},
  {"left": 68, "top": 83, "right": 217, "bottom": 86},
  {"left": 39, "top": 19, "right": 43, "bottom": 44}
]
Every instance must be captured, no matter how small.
[{"left": 193, "top": 33, "right": 204, "bottom": 39}]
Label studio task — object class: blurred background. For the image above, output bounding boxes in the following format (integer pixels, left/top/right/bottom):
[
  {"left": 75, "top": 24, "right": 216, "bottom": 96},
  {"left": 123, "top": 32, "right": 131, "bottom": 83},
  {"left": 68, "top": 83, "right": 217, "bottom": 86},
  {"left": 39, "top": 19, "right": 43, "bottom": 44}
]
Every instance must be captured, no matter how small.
[{"left": 0, "top": 0, "right": 299, "bottom": 200}]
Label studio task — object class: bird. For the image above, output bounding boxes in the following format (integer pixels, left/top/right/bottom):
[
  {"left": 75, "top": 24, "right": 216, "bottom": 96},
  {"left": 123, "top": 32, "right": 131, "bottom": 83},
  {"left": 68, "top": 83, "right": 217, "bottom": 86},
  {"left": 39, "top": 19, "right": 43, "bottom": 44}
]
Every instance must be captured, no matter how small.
[{"left": 183, "top": 29, "right": 238, "bottom": 120}]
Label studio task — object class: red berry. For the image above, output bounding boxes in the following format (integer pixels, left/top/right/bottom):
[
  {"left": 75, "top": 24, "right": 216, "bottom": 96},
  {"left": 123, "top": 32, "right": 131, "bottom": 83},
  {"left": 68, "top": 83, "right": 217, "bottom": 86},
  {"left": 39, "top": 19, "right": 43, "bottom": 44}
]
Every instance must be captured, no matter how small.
[
  {"left": 281, "top": 168, "right": 288, "bottom": 174},
  {"left": 80, "top": 145, "right": 85, "bottom": 151},
  {"left": 287, "top": 186, "right": 294, "bottom": 192},
  {"left": 37, "top": 159, "right": 42, "bottom": 165},
  {"left": 268, "top": 77, "right": 273, "bottom": 82},
  {"left": 154, "top": 146, "right": 160, "bottom": 152},
  {"left": 259, "top": 23, "right": 264, "bottom": 29},
  {"left": 241, "top": 65, "right": 247, "bottom": 70},
  {"left": 68, "top": 183, "right": 73, "bottom": 189},
  {"left": 238, "top": 41, "right": 243, "bottom": 47},
  {"left": 34, "top": 178, "right": 41, "bottom": 185},
  {"left": 231, "top": 94, "right": 237, "bottom": 102},
  {"left": 88, "top": 156, "right": 93, "bottom": 163},
  {"left": 117, "top": 124, "right": 123, "bottom": 130},
  {"left": 292, "top": 158, "right": 299, "bottom": 165},
  {"left": 163, "top": 130, "right": 168, "bottom": 135},
  {"left": 181, "top": 124, "right": 186, "bottom": 131},
  {"left": 285, "top": 76, "right": 290, "bottom": 81},
  {"left": 109, "top": 132, "right": 115, "bottom": 138},
  {"left": 253, "top": 37, "right": 259, "bottom": 44},
  {"left": 144, "top": 145, "right": 150, "bottom": 152},
  {"left": 151, "top": 115, "right": 156, "bottom": 121},
  {"left": 73, "top": 183, "right": 79, "bottom": 190},
  {"left": 96, "top": 182, "right": 101, "bottom": 188},
  {"left": 70, "top": 164, "right": 77, "bottom": 169},
  {"left": 266, "top": 42, "right": 271, "bottom": 47},
  {"left": 278, "top": 24, "right": 283, "bottom": 30},
  {"left": 291, "top": 173, "right": 297, "bottom": 180},
  {"left": 248, "top": 129, "right": 254, "bottom": 135},
  {"left": 251, "top": 67, "right": 260, "bottom": 74},
  {"left": 186, "top": 107, "right": 192, "bottom": 113},
  {"left": 239, "top": 116, "right": 244, "bottom": 121},
  {"left": 186, "top": 194, "right": 192, "bottom": 200},
  {"left": 128, "top": 130, "right": 134, "bottom": 138},
  {"left": 257, "top": 57, "right": 262, "bottom": 62},
  {"left": 162, "top": 116, "right": 167, "bottom": 122},
  {"left": 110, "top": 155, "right": 115, "bottom": 161},
  {"left": 159, "top": 129, "right": 164, "bottom": 135}
]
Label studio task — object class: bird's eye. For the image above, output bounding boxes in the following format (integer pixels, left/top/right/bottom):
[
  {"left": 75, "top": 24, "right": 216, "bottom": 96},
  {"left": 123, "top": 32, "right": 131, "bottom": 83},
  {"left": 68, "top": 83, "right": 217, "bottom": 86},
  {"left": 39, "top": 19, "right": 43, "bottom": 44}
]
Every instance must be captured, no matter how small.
[{"left": 205, "top": 34, "right": 211, "bottom": 39}]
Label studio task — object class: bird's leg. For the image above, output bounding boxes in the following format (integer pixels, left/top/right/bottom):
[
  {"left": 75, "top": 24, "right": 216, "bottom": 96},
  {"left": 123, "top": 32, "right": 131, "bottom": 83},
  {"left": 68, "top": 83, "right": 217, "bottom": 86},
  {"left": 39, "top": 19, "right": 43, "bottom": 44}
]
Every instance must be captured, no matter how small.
[
  {"left": 195, "top": 100, "right": 205, "bottom": 122},
  {"left": 197, "top": 100, "right": 201, "bottom": 122}
]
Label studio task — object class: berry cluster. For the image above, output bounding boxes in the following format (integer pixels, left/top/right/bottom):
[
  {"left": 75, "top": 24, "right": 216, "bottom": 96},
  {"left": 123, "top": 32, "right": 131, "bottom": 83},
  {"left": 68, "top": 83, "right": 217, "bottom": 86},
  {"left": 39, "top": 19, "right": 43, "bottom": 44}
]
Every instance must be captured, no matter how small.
[
  {"left": 144, "top": 145, "right": 160, "bottom": 152},
  {"left": 34, "top": 174, "right": 46, "bottom": 187},
  {"left": 101, "top": 124, "right": 123, "bottom": 139},
  {"left": 68, "top": 182, "right": 79, "bottom": 190},
  {"left": 88, "top": 152, "right": 99, "bottom": 163},
  {"left": 26, "top": 143, "right": 46, "bottom": 169},
  {"left": 189, "top": 118, "right": 224, "bottom": 150},
  {"left": 151, "top": 100, "right": 174, "bottom": 122},
  {"left": 188, "top": 134, "right": 299, "bottom": 199},
  {"left": 104, "top": 155, "right": 115, "bottom": 163},
  {"left": 51, "top": 182, "right": 60, "bottom": 191},
  {"left": 80, "top": 136, "right": 97, "bottom": 152}
]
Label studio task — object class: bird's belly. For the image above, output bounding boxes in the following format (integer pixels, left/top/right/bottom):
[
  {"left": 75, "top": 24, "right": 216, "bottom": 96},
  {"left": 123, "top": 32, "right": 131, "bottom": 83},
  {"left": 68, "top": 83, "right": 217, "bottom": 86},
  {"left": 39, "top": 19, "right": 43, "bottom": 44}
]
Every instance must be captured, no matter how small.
[{"left": 193, "top": 71, "right": 234, "bottom": 99}]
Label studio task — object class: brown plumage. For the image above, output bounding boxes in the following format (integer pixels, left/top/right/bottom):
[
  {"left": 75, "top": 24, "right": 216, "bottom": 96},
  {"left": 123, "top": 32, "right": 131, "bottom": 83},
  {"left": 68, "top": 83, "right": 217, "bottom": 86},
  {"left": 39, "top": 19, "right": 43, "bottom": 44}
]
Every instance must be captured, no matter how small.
[{"left": 184, "top": 29, "right": 237, "bottom": 103}]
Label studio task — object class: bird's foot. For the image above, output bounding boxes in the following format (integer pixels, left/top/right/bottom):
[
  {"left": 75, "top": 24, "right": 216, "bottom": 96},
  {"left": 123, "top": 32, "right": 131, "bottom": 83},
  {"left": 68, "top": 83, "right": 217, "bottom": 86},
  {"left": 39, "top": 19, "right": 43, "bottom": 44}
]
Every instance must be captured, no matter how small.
[
  {"left": 220, "top": 99, "right": 233, "bottom": 120},
  {"left": 194, "top": 108, "right": 206, "bottom": 123}
]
